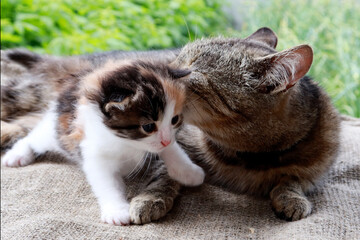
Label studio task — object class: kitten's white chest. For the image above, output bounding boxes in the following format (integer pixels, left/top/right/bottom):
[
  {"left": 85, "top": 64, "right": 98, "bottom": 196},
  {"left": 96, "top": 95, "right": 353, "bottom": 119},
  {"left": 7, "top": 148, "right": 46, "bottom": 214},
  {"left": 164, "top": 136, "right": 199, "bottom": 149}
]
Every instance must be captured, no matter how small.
[{"left": 78, "top": 103, "right": 146, "bottom": 177}]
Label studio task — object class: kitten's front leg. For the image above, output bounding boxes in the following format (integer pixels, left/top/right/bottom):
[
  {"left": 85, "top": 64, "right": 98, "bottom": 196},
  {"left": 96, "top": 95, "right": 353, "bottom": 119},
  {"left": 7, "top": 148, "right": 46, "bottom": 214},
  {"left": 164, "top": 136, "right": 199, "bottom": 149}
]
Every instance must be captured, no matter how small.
[
  {"left": 130, "top": 161, "right": 181, "bottom": 224},
  {"left": 159, "top": 142, "right": 205, "bottom": 186},
  {"left": 270, "top": 177, "right": 312, "bottom": 221},
  {"left": 82, "top": 154, "right": 130, "bottom": 226}
]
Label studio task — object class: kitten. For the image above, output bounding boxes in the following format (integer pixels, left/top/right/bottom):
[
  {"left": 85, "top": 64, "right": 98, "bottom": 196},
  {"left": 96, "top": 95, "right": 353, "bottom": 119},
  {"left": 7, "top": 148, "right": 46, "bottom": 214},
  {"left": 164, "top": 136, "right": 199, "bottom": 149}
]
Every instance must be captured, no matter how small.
[
  {"left": 0, "top": 48, "right": 180, "bottom": 151},
  {"left": 1, "top": 56, "right": 204, "bottom": 225},
  {"left": 131, "top": 27, "right": 340, "bottom": 223}
]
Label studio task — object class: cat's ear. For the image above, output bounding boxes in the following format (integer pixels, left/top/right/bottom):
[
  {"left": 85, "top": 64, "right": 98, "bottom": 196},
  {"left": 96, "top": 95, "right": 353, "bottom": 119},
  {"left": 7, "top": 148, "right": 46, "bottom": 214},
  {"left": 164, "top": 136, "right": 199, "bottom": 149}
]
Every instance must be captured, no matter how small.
[
  {"left": 245, "top": 27, "right": 278, "bottom": 48},
  {"left": 104, "top": 98, "right": 130, "bottom": 113},
  {"left": 104, "top": 92, "right": 134, "bottom": 113},
  {"left": 255, "top": 44, "right": 313, "bottom": 94},
  {"left": 168, "top": 68, "right": 192, "bottom": 79}
]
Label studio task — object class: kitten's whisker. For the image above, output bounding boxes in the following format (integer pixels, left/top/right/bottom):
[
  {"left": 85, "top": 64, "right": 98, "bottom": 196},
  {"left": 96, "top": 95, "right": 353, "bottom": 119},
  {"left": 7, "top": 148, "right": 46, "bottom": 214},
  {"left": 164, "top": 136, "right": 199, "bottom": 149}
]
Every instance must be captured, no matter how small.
[
  {"left": 126, "top": 152, "right": 148, "bottom": 179},
  {"left": 141, "top": 152, "right": 153, "bottom": 181}
]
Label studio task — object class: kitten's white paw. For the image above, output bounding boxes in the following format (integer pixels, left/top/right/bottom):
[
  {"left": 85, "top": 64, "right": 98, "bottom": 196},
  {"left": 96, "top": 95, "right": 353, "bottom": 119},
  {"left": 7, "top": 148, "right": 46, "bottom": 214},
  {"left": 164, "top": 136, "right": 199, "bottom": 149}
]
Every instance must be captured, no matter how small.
[
  {"left": 101, "top": 203, "right": 131, "bottom": 226},
  {"left": 2, "top": 141, "right": 34, "bottom": 167},
  {"left": 168, "top": 164, "right": 205, "bottom": 186}
]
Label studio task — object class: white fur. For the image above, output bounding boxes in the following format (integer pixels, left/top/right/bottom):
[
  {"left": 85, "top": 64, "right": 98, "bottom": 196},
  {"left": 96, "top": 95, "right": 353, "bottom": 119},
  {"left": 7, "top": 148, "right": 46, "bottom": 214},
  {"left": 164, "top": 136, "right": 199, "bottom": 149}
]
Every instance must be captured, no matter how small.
[
  {"left": 139, "top": 100, "right": 176, "bottom": 152},
  {"left": 158, "top": 100, "right": 205, "bottom": 186},
  {"left": 2, "top": 99, "right": 205, "bottom": 226},
  {"left": 160, "top": 141, "right": 205, "bottom": 186},
  {"left": 78, "top": 103, "right": 146, "bottom": 225},
  {"left": 2, "top": 103, "right": 63, "bottom": 167}
]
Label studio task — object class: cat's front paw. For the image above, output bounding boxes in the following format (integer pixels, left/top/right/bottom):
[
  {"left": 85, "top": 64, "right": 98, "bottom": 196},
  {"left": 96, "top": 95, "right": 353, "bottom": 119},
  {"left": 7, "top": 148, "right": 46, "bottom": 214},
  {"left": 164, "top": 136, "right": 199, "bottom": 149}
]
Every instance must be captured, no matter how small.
[
  {"left": 2, "top": 141, "right": 34, "bottom": 167},
  {"left": 271, "top": 192, "right": 312, "bottom": 221},
  {"left": 130, "top": 193, "right": 170, "bottom": 225},
  {"left": 168, "top": 164, "right": 205, "bottom": 186},
  {"left": 101, "top": 203, "right": 130, "bottom": 226}
]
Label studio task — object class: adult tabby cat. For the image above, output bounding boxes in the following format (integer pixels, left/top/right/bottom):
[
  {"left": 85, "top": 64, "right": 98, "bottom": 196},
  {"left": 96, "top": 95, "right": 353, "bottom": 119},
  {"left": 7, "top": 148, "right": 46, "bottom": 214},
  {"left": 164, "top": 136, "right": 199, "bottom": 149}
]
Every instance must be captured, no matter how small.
[
  {"left": 131, "top": 27, "right": 339, "bottom": 223},
  {"left": 1, "top": 27, "right": 340, "bottom": 223}
]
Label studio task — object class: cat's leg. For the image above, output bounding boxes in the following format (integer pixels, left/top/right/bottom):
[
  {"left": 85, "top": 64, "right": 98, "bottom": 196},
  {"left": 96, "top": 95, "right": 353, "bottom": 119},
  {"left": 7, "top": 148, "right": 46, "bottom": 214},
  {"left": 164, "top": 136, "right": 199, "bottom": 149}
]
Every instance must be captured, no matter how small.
[
  {"left": 270, "top": 176, "right": 312, "bottom": 221},
  {"left": 81, "top": 151, "right": 131, "bottom": 226},
  {"left": 1, "top": 121, "right": 28, "bottom": 153},
  {"left": 1, "top": 113, "right": 43, "bottom": 153},
  {"left": 129, "top": 161, "right": 181, "bottom": 224},
  {"left": 1, "top": 108, "right": 60, "bottom": 167},
  {"left": 159, "top": 141, "right": 205, "bottom": 186}
]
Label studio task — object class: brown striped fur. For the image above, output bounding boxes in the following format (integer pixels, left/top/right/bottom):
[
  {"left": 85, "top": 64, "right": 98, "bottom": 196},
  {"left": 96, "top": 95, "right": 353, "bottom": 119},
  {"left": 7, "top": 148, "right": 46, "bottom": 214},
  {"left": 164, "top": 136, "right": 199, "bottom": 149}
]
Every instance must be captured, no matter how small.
[{"left": 172, "top": 27, "right": 340, "bottom": 221}]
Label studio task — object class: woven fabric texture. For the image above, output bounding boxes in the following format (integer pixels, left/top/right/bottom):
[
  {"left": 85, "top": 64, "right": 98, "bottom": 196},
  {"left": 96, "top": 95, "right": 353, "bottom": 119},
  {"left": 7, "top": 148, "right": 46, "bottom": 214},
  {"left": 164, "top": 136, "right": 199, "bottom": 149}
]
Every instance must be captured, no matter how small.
[{"left": 1, "top": 117, "right": 359, "bottom": 240}]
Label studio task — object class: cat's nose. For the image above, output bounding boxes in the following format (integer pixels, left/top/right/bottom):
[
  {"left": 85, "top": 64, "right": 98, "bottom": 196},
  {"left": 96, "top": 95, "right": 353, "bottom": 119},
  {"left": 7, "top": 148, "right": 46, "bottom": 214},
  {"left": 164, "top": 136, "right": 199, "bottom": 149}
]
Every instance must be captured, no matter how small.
[{"left": 161, "top": 140, "right": 171, "bottom": 147}]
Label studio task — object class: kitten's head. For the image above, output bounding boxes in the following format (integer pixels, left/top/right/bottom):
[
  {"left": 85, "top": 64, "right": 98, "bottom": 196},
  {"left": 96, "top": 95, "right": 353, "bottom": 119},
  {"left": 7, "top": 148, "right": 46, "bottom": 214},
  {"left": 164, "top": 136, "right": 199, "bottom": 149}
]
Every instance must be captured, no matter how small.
[
  {"left": 172, "top": 27, "right": 313, "bottom": 151},
  {"left": 82, "top": 60, "right": 191, "bottom": 153}
]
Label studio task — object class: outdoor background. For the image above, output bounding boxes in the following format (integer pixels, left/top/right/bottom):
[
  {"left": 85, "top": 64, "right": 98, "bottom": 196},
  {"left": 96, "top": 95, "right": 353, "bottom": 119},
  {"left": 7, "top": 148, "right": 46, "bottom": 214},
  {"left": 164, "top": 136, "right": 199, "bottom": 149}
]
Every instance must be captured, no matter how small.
[{"left": 1, "top": 0, "right": 359, "bottom": 117}]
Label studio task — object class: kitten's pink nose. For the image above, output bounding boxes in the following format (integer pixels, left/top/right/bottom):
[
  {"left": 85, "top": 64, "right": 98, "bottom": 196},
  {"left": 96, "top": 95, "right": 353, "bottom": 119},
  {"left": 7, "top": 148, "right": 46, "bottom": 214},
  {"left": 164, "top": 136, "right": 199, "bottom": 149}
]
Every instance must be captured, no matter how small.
[{"left": 161, "top": 140, "right": 171, "bottom": 147}]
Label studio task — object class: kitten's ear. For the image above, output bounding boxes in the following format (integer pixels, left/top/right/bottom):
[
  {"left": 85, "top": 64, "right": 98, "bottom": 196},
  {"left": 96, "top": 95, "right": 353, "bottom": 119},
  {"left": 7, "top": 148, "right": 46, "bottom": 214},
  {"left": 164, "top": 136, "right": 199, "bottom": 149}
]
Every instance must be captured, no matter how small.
[
  {"left": 104, "top": 97, "right": 130, "bottom": 113},
  {"left": 245, "top": 27, "right": 278, "bottom": 48},
  {"left": 104, "top": 92, "right": 133, "bottom": 113},
  {"left": 168, "top": 68, "right": 192, "bottom": 79},
  {"left": 255, "top": 44, "right": 313, "bottom": 94}
]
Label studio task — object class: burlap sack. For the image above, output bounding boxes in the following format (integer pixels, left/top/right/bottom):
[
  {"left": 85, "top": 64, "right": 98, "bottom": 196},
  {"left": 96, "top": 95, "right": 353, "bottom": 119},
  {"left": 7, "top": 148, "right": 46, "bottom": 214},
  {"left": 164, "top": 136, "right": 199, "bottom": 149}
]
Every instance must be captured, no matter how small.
[{"left": 1, "top": 117, "right": 359, "bottom": 240}]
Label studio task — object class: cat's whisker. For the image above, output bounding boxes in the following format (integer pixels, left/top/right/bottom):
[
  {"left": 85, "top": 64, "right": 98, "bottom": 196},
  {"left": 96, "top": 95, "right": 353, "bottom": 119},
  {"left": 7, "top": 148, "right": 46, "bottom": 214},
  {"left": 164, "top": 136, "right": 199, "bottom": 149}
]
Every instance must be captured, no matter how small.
[
  {"left": 141, "top": 152, "right": 153, "bottom": 181},
  {"left": 127, "top": 152, "right": 148, "bottom": 179}
]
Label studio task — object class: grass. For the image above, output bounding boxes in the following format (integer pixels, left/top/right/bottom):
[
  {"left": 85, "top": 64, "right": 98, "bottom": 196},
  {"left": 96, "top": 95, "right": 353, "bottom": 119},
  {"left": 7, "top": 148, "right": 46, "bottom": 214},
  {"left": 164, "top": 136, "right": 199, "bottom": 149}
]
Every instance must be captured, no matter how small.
[
  {"left": 1, "top": 0, "right": 227, "bottom": 54},
  {"left": 233, "top": 0, "right": 360, "bottom": 117},
  {"left": 1, "top": 0, "right": 359, "bottom": 117}
]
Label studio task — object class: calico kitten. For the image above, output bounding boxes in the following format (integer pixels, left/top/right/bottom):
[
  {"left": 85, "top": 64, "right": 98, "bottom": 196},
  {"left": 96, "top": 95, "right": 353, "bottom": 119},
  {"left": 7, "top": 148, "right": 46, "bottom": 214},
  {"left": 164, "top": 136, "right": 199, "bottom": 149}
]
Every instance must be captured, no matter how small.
[
  {"left": 0, "top": 48, "right": 180, "bottom": 151},
  {"left": 1, "top": 56, "right": 204, "bottom": 225},
  {"left": 131, "top": 27, "right": 340, "bottom": 223}
]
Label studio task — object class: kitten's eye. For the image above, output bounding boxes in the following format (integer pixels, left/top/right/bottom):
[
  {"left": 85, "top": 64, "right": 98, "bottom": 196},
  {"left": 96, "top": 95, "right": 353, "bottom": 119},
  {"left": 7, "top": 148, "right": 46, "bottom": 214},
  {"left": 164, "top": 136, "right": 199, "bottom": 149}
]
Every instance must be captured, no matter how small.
[
  {"left": 142, "top": 123, "right": 156, "bottom": 133},
  {"left": 171, "top": 115, "right": 179, "bottom": 125}
]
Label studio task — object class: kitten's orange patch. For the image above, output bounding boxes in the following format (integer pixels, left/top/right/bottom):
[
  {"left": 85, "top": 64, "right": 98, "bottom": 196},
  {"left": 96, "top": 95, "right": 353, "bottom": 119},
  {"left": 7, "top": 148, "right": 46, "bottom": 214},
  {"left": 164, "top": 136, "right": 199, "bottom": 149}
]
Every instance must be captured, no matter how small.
[
  {"left": 59, "top": 123, "right": 84, "bottom": 152},
  {"left": 79, "top": 96, "right": 88, "bottom": 105},
  {"left": 68, "top": 127, "right": 84, "bottom": 143},
  {"left": 60, "top": 127, "right": 84, "bottom": 152},
  {"left": 58, "top": 113, "right": 71, "bottom": 131},
  {"left": 161, "top": 79, "right": 186, "bottom": 114},
  {"left": 81, "top": 60, "right": 130, "bottom": 99},
  {"left": 57, "top": 109, "right": 84, "bottom": 152}
]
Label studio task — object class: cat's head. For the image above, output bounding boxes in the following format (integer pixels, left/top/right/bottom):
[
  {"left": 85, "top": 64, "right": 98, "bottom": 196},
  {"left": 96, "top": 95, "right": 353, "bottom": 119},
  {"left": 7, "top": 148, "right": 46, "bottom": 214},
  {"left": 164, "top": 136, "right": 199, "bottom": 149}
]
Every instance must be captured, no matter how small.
[
  {"left": 81, "top": 60, "right": 191, "bottom": 153},
  {"left": 171, "top": 27, "right": 313, "bottom": 151}
]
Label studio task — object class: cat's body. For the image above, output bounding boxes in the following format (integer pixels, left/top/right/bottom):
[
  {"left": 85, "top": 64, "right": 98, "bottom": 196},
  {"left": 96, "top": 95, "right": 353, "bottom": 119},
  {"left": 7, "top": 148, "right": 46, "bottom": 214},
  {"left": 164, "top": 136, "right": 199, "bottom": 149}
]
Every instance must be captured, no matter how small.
[
  {"left": 1, "top": 27, "right": 340, "bottom": 224},
  {"left": 173, "top": 28, "right": 340, "bottom": 221},
  {"left": 1, "top": 52, "right": 204, "bottom": 225}
]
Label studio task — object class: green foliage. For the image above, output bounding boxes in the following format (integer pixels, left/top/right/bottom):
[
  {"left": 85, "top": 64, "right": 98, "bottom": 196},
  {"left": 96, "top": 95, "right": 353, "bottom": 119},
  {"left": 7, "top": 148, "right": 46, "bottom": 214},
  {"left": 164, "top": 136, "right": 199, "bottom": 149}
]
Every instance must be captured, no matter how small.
[
  {"left": 1, "top": 0, "right": 228, "bottom": 54},
  {"left": 235, "top": 0, "right": 360, "bottom": 117},
  {"left": 2, "top": 0, "right": 359, "bottom": 117}
]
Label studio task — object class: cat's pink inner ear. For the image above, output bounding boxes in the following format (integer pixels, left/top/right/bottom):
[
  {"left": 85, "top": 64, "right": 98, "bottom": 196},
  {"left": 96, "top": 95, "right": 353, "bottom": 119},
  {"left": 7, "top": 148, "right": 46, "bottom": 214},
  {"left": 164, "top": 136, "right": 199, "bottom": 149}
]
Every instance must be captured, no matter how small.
[
  {"left": 257, "top": 44, "right": 313, "bottom": 94},
  {"left": 245, "top": 27, "right": 278, "bottom": 48},
  {"left": 274, "top": 44, "right": 313, "bottom": 89}
]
